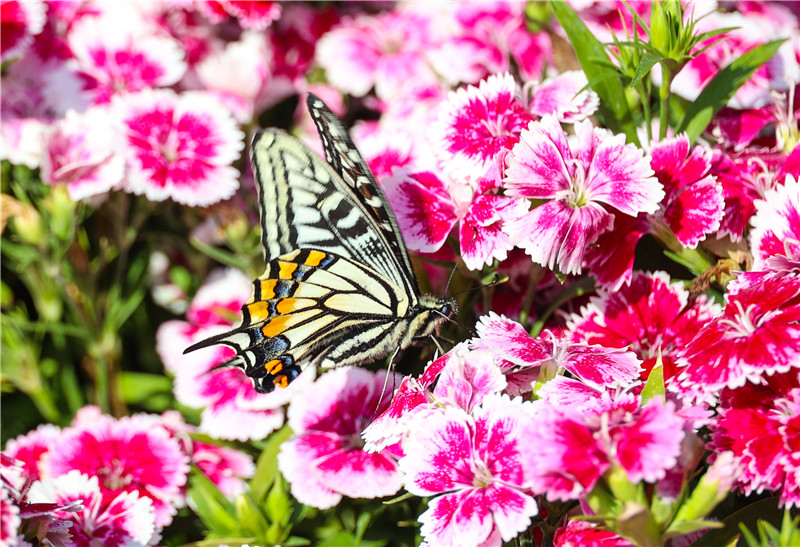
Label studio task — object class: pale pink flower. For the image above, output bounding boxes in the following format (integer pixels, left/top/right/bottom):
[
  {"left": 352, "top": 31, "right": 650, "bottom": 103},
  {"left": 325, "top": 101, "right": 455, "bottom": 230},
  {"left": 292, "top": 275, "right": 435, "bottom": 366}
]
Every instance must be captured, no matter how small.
[
  {"left": 198, "top": 1, "right": 281, "bottom": 30},
  {"left": 66, "top": 8, "right": 186, "bottom": 104},
  {"left": 676, "top": 273, "right": 800, "bottom": 403},
  {"left": 1, "top": 0, "right": 46, "bottom": 61},
  {"left": 750, "top": 175, "right": 800, "bottom": 270},
  {"left": 435, "top": 72, "right": 533, "bottom": 179},
  {"left": 351, "top": 119, "right": 414, "bottom": 181},
  {"left": 400, "top": 395, "right": 539, "bottom": 547},
  {"left": 1, "top": 486, "right": 21, "bottom": 545},
  {"left": 384, "top": 169, "right": 528, "bottom": 270},
  {"left": 316, "top": 10, "right": 439, "bottom": 100},
  {"left": 567, "top": 270, "right": 722, "bottom": 387},
  {"left": 474, "top": 313, "right": 642, "bottom": 395},
  {"left": 711, "top": 370, "right": 800, "bottom": 508},
  {"left": 28, "top": 471, "right": 156, "bottom": 547},
  {"left": 4, "top": 424, "right": 61, "bottom": 482},
  {"left": 115, "top": 89, "right": 244, "bottom": 206},
  {"left": 504, "top": 115, "right": 663, "bottom": 275},
  {"left": 278, "top": 368, "right": 403, "bottom": 509},
  {"left": 527, "top": 70, "right": 599, "bottom": 123},
  {"left": 157, "top": 269, "right": 305, "bottom": 441},
  {"left": 553, "top": 520, "right": 633, "bottom": 547},
  {"left": 41, "top": 408, "right": 190, "bottom": 528},
  {"left": 40, "top": 107, "right": 125, "bottom": 201}
]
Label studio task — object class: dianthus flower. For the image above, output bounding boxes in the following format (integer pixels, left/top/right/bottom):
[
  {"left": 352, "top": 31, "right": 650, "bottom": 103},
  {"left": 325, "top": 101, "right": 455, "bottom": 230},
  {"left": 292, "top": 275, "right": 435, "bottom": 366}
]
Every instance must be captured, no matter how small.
[{"left": 749, "top": 175, "right": 800, "bottom": 270}]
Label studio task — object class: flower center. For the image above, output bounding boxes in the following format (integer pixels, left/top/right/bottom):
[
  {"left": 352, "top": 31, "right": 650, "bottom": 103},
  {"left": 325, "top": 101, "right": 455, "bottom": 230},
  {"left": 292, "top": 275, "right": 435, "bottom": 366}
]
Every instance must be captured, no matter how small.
[
  {"left": 472, "top": 459, "right": 494, "bottom": 488},
  {"left": 562, "top": 160, "right": 590, "bottom": 208},
  {"left": 719, "top": 300, "right": 765, "bottom": 337},
  {"left": 98, "top": 458, "right": 133, "bottom": 490}
]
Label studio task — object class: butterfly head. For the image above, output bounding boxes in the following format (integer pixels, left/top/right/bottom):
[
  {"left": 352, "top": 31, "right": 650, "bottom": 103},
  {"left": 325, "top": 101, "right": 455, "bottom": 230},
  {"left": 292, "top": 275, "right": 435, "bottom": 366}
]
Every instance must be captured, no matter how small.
[{"left": 410, "top": 295, "right": 458, "bottom": 341}]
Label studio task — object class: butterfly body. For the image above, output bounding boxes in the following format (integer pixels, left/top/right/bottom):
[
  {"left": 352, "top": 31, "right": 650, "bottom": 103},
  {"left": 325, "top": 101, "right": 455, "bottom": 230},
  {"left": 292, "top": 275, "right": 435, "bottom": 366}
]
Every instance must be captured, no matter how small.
[{"left": 185, "top": 95, "right": 456, "bottom": 393}]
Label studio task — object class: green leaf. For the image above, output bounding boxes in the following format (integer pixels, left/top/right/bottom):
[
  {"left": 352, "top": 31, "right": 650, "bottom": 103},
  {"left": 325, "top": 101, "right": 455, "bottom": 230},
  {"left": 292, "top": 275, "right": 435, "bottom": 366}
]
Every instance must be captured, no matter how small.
[
  {"left": 630, "top": 51, "right": 665, "bottom": 87},
  {"left": 251, "top": 425, "right": 293, "bottom": 499},
  {"left": 691, "top": 497, "right": 782, "bottom": 547},
  {"left": 550, "top": 1, "right": 638, "bottom": 144},
  {"left": 119, "top": 372, "right": 173, "bottom": 405},
  {"left": 187, "top": 469, "right": 239, "bottom": 535},
  {"left": 640, "top": 354, "right": 665, "bottom": 402},
  {"left": 666, "top": 519, "right": 724, "bottom": 535},
  {"left": 678, "top": 40, "right": 785, "bottom": 142}
]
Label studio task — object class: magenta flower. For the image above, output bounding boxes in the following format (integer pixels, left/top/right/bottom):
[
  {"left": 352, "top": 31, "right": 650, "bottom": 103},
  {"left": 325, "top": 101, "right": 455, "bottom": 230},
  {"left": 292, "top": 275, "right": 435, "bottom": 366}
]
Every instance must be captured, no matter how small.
[
  {"left": 278, "top": 368, "right": 403, "bottom": 509},
  {"left": 40, "top": 107, "right": 125, "bottom": 201},
  {"left": 675, "top": 273, "right": 800, "bottom": 403},
  {"left": 567, "top": 271, "right": 722, "bottom": 386},
  {"left": 41, "top": 407, "right": 189, "bottom": 528},
  {"left": 434, "top": 72, "right": 534, "bottom": 179},
  {"left": 0, "top": 0, "right": 46, "bottom": 62},
  {"left": 711, "top": 371, "right": 800, "bottom": 508},
  {"left": 474, "top": 313, "right": 642, "bottom": 395},
  {"left": 527, "top": 397, "right": 685, "bottom": 500},
  {"left": 384, "top": 169, "right": 528, "bottom": 270},
  {"left": 66, "top": 9, "right": 186, "bottom": 104},
  {"left": 553, "top": 520, "right": 632, "bottom": 547},
  {"left": 750, "top": 175, "right": 800, "bottom": 270},
  {"left": 157, "top": 269, "right": 304, "bottom": 441},
  {"left": 28, "top": 471, "right": 156, "bottom": 547},
  {"left": 4, "top": 424, "right": 61, "bottom": 482},
  {"left": 316, "top": 10, "right": 438, "bottom": 100},
  {"left": 198, "top": 1, "right": 282, "bottom": 30},
  {"left": 504, "top": 115, "right": 663, "bottom": 275},
  {"left": 115, "top": 89, "right": 244, "bottom": 206},
  {"left": 527, "top": 70, "right": 599, "bottom": 123},
  {"left": 399, "top": 395, "right": 539, "bottom": 547}
]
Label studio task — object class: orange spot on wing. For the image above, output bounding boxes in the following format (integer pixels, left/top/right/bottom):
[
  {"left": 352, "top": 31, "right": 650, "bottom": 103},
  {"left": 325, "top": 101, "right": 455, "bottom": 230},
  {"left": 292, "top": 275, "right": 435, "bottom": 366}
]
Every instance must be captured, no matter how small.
[
  {"left": 305, "top": 250, "right": 326, "bottom": 267},
  {"left": 278, "top": 261, "right": 298, "bottom": 279},
  {"left": 247, "top": 301, "right": 272, "bottom": 321},
  {"left": 275, "top": 375, "right": 289, "bottom": 388},
  {"left": 265, "top": 359, "right": 283, "bottom": 374},
  {"left": 260, "top": 279, "right": 277, "bottom": 299},
  {"left": 262, "top": 315, "right": 290, "bottom": 338},
  {"left": 276, "top": 298, "right": 296, "bottom": 314}
]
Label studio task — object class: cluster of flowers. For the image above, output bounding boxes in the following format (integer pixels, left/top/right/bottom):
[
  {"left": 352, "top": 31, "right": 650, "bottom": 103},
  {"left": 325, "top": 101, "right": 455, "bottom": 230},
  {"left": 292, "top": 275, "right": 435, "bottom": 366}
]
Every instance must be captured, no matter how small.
[
  {"left": 2, "top": 0, "right": 800, "bottom": 545},
  {"left": 2, "top": 406, "right": 253, "bottom": 545}
]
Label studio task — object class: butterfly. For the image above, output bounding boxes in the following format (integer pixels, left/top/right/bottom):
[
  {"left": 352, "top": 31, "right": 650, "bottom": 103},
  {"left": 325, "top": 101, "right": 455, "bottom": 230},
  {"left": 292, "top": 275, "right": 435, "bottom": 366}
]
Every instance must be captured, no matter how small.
[{"left": 184, "top": 94, "right": 457, "bottom": 394}]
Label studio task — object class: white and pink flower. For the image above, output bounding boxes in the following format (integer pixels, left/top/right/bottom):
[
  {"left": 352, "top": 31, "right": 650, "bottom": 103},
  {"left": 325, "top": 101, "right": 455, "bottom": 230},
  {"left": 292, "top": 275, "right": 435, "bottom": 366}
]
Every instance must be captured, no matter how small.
[
  {"left": 749, "top": 175, "right": 800, "bottom": 270},
  {"left": 115, "top": 89, "right": 244, "bottom": 206},
  {"left": 400, "top": 394, "right": 539, "bottom": 547},
  {"left": 0, "top": 0, "right": 46, "bottom": 62},
  {"left": 504, "top": 115, "right": 663, "bottom": 275},
  {"left": 198, "top": 1, "right": 281, "bottom": 30},
  {"left": 527, "top": 70, "right": 599, "bottom": 123},
  {"left": 278, "top": 367, "right": 403, "bottom": 509}
]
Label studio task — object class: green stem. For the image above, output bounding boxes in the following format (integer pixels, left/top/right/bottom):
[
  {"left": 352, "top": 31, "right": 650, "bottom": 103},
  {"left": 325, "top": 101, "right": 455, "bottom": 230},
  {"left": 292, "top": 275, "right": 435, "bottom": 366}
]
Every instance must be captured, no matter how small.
[{"left": 659, "top": 65, "right": 672, "bottom": 141}]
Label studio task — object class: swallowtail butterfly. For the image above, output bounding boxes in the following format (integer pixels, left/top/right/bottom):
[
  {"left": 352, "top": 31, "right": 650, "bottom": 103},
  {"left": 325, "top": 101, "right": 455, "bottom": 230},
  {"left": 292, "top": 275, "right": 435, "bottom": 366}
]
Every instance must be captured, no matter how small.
[{"left": 184, "top": 94, "right": 457, "bottom": 393}]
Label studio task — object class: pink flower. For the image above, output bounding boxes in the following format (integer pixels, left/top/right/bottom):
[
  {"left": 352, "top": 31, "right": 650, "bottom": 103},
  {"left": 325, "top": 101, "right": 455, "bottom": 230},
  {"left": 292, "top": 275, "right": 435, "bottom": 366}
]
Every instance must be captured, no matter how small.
[
  {"left": 66, "top": 8, "right": 186, "bottom": 104},
  {"left": 567, "top": 271, "right": 722, "bottom": 387},
  {"left": 399, "top": 395, "right": 539, "bottom": 547},
  {"left": 675, "top": 273, "right": 800, "bottom": 403},
  {"left": 384, "top": 169, "right": 528, "bottom": 270},
  {"left": 278, "top": 368, "right": 403, "bottom": 509},
  {"left": 527, "top": 70, "right": 599, "bottom": 123},
  {"left": 749, "top": 175, "right": 800, "bottom": 270},
  {"left": 527, "top": 397, "right": 685, "bottom": 500},
  {"left": 474, "top": 313, "right": 642, "bottom": 394},
  {"left": 504, "top": 115, "right": 663, "bottom": 275},
  {"left": 0, "top": 0, "right": 46, "bottom": 61},
  {"left": 316, "top": 10, "right": 439, "bottom": 100},
  {"left": 115, "top": 89, "right": 244, "bottom": 206},
  {"left": 434, "top": 72, "right": 534, "bottom": 179},
  {"left": 711, "top": 371, "right": 800, "bottom": 508},
  {"left": 4, "top": 424, "right": 61, "bottom": 482},
  {"left": 198, "top": 1, "right": 281, "bottom": 30},
  {"left": 1, "top": 485, "right": 22, "bottom": 545},
  {"left": 40, "top": 107, "right": 125, "bottom": 201},
  {"left": 553, "top": 520, "right": 633, "bottom": 547},
  {"left": 28, "top": 471, "right": 156, "bottom": 547},
  {"left": 157, "top": 269, "right": 304, "bottom": 441},
  {"left": 41, "top": 408, "right": 190, "bottom": 528}
]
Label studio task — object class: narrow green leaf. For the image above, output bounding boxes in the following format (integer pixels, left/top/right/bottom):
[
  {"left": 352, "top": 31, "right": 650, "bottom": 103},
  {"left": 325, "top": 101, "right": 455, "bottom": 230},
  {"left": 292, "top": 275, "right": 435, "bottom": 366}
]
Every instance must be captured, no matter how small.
[
  {"left": 631, "top": 52, "right": 665, "bottom": 87},
  {"left": 691, "top": 497, "right": 782, "bottom": 547},
  {"left": 550, "top": 1, "right": 638, "bottom": 144},
  {"left": 119, "top": 372, "right": 173, "bottom": 404},
  {"left": 640, "top": 354, "right": 665, "bottom": 402},
  {"left": 678, "top": 40, "right": 785, "bottom": 142},
  {"left": 190, "top": 236, "right": 247, "bottom": 271},
  {"left": 187, "top": 470, "right": 239, "bottom": 535},
  {"left": 251, "top": 425, "right": 293, "bottom": 499}
]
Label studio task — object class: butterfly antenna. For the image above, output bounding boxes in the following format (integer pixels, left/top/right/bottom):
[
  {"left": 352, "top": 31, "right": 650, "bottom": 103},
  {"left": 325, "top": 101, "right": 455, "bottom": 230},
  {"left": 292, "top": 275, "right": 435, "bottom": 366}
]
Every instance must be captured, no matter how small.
[{"left": 433, "top": 309, "right": 477, "bottom": 337}]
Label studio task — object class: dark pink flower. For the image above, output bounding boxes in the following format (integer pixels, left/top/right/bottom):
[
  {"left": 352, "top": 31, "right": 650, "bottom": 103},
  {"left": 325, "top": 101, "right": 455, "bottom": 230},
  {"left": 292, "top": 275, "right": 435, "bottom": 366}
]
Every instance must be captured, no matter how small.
[
  {"left": 527, "top": 70, "right": 599, "bottom": 123},
  {"left": 115, "top": 89, "right": 244, "bottom": 206},
  {"left": 384, "top": 169, "right": 528, "bottom": 270},
  {"left": 749, "top": 175, "right": 800, "bottom": 270},
  {"left": 504, "top": 115, "right": 662, "bottom": 274},
  {"left": 4, "top": 424, "right": 61, "bottom": 482},
  {"left": 435, "top": 72, "right": 534, "bottom": 179},
  {"left": 278, "top": 368, "right": 403, "bottom": 509},
  {"left": 676, "top": 273, "right": 800, "bottom": 403},
  {"left": 199, "top": 1, "right": 281, "bottom": 30},
  {"left": 316, "top": 10, "right": 438, "bottom": 100},
  {"left": 567, "top": 271, "right": 722, "bottom": 387},
  {"left": 553, "top": 520, "right": 633, "bottom": 547},
  {"left": 0, "top": 0, "right": 45, "bottom": 62},
  {"left": 400, "top": 395, "right": 539, "bottom": 546},
  {"left": 66, "top": 9, "right": 186, "bottom": 104},
  {"left": 41, "top": 408, "right": 190, "bottom": 528},
  {"left": 157, "top": 269, "right": 304, "bottom": 441},
  {"left": 28, "top": 471, "right": 156, "bottom": 547},
  {"left": 711, "top": 371, "right": 800, "bottom": 508}
]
